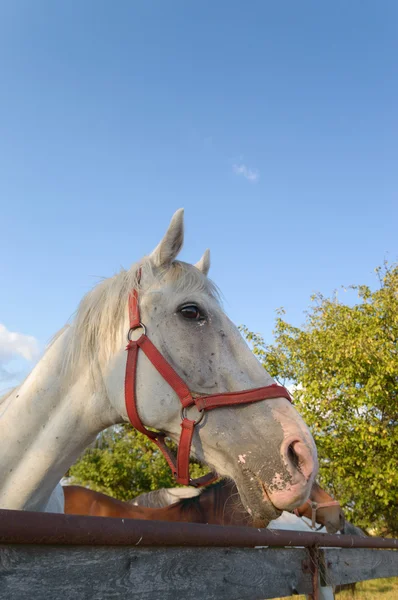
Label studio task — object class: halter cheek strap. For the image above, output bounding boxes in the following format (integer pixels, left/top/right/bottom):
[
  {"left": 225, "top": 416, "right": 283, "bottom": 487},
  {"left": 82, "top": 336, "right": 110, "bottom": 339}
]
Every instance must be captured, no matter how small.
[{"left": 124, "top": 272, "right": 293, "bottom": 487}]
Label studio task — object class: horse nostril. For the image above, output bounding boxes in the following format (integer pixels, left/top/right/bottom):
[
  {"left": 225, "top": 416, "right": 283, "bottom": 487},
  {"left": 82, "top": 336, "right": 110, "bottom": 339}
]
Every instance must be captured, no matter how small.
[
  {"left": 287, "top": 443, "right": 300, "bottom": 472},
  {"left": 283, "top": 439, "right": 315, "bottom": 480}
]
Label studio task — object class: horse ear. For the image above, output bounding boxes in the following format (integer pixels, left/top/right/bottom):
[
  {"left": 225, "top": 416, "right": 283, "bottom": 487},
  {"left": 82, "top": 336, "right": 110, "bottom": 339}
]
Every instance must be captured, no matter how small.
[
  {"left": 149, "top": 208, "right": 184, "bottom": 268},
  {"left": 195, "top": 249, "right": 211, "bottom": 276}
]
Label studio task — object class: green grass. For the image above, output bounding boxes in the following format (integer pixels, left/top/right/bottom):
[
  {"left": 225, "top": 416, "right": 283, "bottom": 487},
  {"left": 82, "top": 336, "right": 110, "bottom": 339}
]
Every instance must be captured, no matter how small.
[
  {"left": 273, "top": 577, "right": 398, "bottom": 599},
  {"left": 337, "top": 577, "right": 398, "bottom": 599}
]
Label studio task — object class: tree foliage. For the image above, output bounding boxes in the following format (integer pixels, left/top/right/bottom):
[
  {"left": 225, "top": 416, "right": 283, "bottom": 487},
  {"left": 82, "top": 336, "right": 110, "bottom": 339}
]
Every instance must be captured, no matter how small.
[
  {"left": 68, "top": 425, "right": 209, "bottom": 501},
  {"left": 241, "top": 263, "right": 398, "bottom": 535}
]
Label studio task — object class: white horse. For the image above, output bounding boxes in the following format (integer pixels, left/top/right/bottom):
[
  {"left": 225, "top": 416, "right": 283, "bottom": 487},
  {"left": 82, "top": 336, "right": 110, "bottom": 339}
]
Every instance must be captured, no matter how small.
[{"left": 0, "top": 209, "right": 318, "bottom": 523}]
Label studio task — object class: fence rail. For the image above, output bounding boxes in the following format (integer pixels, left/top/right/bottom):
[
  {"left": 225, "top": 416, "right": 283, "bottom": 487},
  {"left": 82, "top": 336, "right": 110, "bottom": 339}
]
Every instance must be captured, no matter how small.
[{"left": 0, "top": 509, "right": 397, "bottom": 600}]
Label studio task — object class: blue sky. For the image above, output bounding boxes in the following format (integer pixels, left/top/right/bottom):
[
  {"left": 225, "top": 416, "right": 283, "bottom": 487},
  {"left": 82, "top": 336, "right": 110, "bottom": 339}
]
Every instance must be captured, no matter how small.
[{"left": 0, "top": 1, "right": 397, "bottom": 390}]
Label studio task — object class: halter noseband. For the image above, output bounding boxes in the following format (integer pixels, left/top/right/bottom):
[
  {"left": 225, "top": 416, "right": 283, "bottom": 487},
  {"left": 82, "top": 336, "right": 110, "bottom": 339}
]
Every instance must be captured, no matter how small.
[
  {"left": 124, "top": 271, "right": 293, "bottom": 487},
  {"left": 294, "top": 500, "right": 341, "bottom": 530}
]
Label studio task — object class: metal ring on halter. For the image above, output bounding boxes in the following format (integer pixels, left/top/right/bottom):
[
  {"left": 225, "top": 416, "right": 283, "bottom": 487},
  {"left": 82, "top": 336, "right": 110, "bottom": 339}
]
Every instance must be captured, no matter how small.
[
  {"left": 181, "top": 405, "right": 205, "bottom": 425},
  {"left": 127, "top": 323, "right": 146, "bottom": 341}
]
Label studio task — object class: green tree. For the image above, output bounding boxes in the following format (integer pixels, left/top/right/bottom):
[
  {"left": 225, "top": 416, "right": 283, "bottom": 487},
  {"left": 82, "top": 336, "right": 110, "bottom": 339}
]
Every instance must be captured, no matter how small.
[
  {"left": 68, "top": 424, "right": 209, "bottom": 501},
  {"left": 241, "top": 263, "right": 398, "bottom": 536}
]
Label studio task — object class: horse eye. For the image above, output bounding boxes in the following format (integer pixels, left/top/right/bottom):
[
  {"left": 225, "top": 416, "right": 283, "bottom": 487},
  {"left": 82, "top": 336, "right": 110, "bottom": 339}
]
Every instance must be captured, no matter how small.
[{"left": 179, "top": 305, "right": 202, "bottom": 320}]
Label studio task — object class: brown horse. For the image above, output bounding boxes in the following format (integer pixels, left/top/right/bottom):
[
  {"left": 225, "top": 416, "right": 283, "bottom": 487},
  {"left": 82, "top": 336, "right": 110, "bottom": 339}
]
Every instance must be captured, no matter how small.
[
  {"left": 293, "top": 481, "right": 344, "bottom": 533},
  {"left": 63, "top": 480, "right": 250, "bottom": 525},
  {"left": 132, "top": 480, "right": 344, "bottom": 533},
  {"left": 63, "top": 479, "right": 345, "bottom": 532}
]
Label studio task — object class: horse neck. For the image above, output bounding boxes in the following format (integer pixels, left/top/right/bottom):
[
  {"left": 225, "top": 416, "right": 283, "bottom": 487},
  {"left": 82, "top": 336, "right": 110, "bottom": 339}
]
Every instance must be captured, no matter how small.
[
  {"left": 156, "top": 494, "right": 207, "bottom": 523},
  {"left": 0, "top": 329, "right": 120, "bottom": 512}
]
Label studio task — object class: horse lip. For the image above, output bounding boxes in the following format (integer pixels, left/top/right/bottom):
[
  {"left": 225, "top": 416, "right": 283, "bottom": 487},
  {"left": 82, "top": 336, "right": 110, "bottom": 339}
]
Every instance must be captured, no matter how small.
[
  {"left": 256, "top": 474, "right": 282, "bottom": 517},
  {"left": 240, "top": 468, "right": 282, "bottom": 521},
  {"left": 260, "top": 480, "right": 273, "bottom": 504}
]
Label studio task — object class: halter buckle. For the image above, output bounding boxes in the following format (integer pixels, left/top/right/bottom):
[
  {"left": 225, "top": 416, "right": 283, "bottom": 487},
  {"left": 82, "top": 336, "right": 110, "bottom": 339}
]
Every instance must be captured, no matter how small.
[
  {"left": 181, "top": 405, "right": 205, "bottom": 425},
  {"left": 127, "top": 323, "right": 146, "bottom": 342}
]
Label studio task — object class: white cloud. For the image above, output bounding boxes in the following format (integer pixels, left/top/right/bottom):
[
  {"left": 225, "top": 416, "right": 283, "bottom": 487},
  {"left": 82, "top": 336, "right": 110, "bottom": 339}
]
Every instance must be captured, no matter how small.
[
  {"left": 233, "top": 163, "right": 260, "bottom": 183},
  {"left": 0, "top": 323, "right": 39, "bottom": 363}
]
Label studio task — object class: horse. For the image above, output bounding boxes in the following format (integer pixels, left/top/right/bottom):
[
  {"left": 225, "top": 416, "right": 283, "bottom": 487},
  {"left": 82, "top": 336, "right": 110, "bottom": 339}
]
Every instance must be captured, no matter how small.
[
  {"left": 63, "top": 481, "right": 247, "bottom": 524},
  {"left": 293, "top": 481, "right": 344, "bottom": 534},
  {"left": 132, "top": 479, "right": 345, "bottom": 534},
  {"left": 63, "top": 479, "right": 344, "bottom": 533},
  {"left": 1, "top": 209, "right": 318, "bottom": 524}
]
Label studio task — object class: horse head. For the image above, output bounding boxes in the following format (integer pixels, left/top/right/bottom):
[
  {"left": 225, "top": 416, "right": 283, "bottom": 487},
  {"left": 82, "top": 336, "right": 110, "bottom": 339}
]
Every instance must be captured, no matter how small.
[
  {"left": 294, "top": 481, "right": 345, "bottom": 533},
  {"left": 68, "top": 209, "right": 318, "bottom": 525}
]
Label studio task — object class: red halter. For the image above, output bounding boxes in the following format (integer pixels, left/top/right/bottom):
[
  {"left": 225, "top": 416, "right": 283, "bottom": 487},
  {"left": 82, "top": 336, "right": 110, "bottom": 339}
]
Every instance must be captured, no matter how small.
[{"left": 124, "top": 273, "right": 293, "bottom": 487}]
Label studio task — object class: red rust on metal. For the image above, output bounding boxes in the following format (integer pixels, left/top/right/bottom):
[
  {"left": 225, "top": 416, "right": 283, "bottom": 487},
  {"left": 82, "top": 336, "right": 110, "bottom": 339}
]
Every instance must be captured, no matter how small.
[
  {"left": 308, "top": 547, "right": 321, "bottom": 600},
  {"left": 0, "top": 508, "right": 397, "bottom": 549}
]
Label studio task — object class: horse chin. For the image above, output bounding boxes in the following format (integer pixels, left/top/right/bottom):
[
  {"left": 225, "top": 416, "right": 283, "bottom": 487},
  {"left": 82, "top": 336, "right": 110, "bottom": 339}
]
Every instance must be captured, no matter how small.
[
  {"left": 234, "top": 470, "right": 282, "bottom": 527},
  {"left": 325, "top": 513, "right": 346, "bottom": 534},
  {"left": 325, "top": 522, "right": 340, "bottom": 534}
]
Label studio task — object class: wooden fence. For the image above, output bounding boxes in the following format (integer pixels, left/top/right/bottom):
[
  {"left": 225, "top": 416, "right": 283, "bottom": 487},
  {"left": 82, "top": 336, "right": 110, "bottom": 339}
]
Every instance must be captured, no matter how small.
[{"left": 0, "top": 509, "right": 397, "bottom": 600}]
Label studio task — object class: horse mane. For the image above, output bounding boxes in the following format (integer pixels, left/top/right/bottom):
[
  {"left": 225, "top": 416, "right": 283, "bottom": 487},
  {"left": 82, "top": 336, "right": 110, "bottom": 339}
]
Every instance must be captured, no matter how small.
[
  {"left": 176, "top": 479, "right": 247, "bottom": 526},
  {"left": 56, "top": 258, "right": 220, "bottom": 380},
  {"left": 131, "top": 480, "right": 230, "bottom": 513},
  {"left": 170, "top": 480, "right": 229, "bottom": 513}
]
